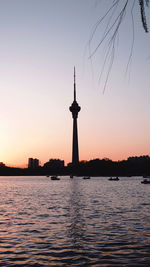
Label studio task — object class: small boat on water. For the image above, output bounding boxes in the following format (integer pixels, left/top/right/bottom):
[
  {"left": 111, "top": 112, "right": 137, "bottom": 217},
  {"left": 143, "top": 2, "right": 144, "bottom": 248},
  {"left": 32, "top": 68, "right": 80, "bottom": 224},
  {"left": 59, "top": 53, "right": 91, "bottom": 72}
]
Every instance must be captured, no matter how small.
[
  {"left": 51, "top": 176, "right": 60, "bottom": 180},
  {"left": 83, "top": 176, "right": 90, "bottom": 179},
  {"left": 141, "top": 178, "right": 150, "bottom": 184},
  {"left": 143, "top": 175, "right": 150, "bottom": 178},
  {"left": 108, "top": 177, "right": 119, "bottom": 181}
]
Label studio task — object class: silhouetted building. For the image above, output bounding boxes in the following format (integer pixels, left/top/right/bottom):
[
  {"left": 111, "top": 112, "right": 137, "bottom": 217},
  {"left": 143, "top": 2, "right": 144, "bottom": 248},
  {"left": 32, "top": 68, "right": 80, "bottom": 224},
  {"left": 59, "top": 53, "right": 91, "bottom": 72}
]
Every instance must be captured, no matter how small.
[
  {"left": 69, "top": 67, "right": 81, "bottom": 165},
  {"left": 43, "top": 159, "right": 64, "bottom": 168},
  {"left": 28, "top": 158, "right": 33, "bottom": 168},
  {"left": 34, "top": 158, "right": 39, "bottom": 168},
  {"left": 28, "top": 158, "right": 39, "bottom": 168},
  {"left": 0, "top": 162, "right": 5, "bottom": 168}
]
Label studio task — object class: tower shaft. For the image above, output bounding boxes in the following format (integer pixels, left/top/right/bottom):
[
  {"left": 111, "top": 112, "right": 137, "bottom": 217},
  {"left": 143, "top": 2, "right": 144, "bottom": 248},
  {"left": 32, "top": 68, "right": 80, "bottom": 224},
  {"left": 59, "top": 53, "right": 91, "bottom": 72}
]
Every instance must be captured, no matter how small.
[{"left": 72, "top": 118, "right": 79, "bottom": 164}]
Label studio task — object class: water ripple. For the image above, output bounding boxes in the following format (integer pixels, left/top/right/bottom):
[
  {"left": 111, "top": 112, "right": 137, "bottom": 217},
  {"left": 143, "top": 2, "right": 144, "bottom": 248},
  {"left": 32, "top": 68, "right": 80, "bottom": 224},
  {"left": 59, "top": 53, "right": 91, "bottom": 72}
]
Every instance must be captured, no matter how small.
[{"left": 0, "top": 176, "right": 150, "bottom": 266}]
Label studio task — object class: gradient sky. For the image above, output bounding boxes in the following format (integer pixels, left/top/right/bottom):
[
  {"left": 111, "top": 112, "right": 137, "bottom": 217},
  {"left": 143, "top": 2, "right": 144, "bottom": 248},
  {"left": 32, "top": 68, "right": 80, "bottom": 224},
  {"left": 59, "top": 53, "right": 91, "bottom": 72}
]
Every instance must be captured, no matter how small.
[{"left": 0, "top": 0, "right": 150, "bottom": 167}]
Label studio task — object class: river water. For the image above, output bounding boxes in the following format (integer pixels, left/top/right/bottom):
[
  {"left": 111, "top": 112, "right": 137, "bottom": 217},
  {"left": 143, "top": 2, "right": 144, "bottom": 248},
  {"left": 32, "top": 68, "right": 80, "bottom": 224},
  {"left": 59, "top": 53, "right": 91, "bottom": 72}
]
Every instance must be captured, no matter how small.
[{"left": 0, "top": 176, "right": 150, "bottom": 266}]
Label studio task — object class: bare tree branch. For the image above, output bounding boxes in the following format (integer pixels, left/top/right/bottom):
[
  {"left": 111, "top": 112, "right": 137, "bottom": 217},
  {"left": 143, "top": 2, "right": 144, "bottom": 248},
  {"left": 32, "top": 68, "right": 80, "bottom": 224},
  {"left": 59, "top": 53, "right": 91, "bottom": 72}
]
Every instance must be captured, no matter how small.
[{"left": 88, "top": 0, "right": 149, "bottom": 90}]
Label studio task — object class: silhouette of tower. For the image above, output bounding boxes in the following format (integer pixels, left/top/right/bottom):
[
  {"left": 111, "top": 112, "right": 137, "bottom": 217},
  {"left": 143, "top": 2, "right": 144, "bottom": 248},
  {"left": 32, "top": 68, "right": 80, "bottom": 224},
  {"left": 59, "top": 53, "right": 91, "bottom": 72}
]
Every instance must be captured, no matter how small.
[{"left": 69, "top": 67, "right": 81, "bottom": 165}]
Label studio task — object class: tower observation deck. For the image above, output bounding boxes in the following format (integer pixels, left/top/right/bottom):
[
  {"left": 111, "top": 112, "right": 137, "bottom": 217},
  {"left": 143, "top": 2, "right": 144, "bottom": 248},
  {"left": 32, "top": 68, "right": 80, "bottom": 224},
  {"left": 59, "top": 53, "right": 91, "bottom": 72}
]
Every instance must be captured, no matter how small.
[{"left": 69, "top": 67, "right": 81, "bottom": 165}]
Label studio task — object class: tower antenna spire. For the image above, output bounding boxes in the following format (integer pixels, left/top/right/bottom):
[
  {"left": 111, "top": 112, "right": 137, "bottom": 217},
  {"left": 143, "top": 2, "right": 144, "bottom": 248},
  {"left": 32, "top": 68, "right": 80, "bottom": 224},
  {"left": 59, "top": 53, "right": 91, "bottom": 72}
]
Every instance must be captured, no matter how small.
[{"left": 74, "top": 66, "right": 76, "bottom": 101}]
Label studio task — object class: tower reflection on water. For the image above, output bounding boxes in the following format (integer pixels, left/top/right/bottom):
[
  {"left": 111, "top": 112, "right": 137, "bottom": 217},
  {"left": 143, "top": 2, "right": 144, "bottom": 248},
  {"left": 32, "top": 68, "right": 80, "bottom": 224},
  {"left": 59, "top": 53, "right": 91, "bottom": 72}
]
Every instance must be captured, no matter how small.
[
  {"left": 69, "top": 67, "right": 81, "bottom": 165},
  {"left": 67, "top": 179, "right": 87, "bottom": 248}
]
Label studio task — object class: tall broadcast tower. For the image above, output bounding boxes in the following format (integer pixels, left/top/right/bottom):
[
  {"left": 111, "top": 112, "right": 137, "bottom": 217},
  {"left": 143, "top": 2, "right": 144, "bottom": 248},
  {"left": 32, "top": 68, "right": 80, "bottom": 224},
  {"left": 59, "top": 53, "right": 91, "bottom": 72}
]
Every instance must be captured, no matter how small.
[{"left": 69, "top": 67, "right": 81, "bottom": 165}]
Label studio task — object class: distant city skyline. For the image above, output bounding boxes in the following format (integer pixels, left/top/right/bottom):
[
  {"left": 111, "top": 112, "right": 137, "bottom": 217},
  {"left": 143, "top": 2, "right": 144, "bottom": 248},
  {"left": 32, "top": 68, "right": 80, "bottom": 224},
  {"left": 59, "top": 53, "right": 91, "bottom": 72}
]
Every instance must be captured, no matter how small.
[{"left": 0, "top": 1, "right": 150, "bottom": 168}]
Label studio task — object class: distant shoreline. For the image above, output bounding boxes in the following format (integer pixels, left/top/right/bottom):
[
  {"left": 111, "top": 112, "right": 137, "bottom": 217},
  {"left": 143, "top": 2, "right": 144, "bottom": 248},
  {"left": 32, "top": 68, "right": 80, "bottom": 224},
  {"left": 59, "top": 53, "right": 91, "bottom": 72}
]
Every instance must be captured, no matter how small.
[{"left": 1, "top": 156, "right": 150, "bottom": 177}]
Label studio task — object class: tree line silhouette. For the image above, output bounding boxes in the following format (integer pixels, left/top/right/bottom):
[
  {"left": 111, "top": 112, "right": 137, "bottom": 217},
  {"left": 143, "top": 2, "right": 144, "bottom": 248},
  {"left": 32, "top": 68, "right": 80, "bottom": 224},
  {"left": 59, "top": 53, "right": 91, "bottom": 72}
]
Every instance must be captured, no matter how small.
[{"left": 0, "top": 155, "right": 149, "bottom": 176}]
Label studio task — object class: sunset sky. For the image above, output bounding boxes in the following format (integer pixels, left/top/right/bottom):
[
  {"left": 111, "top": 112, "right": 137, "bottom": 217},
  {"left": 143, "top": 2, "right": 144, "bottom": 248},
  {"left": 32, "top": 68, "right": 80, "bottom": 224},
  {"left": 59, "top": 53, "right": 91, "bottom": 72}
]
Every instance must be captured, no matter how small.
[{"left": 0, "top": 0, "right": 150, "bottom": 167}]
